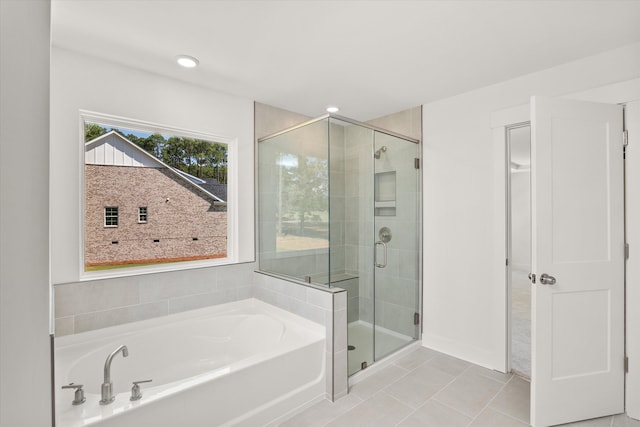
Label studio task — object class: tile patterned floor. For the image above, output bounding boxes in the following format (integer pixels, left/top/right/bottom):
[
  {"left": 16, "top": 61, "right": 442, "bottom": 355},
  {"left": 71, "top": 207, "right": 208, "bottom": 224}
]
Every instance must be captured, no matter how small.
[{"left": 279, "top": 347, "right": 640, "bottom": 427}]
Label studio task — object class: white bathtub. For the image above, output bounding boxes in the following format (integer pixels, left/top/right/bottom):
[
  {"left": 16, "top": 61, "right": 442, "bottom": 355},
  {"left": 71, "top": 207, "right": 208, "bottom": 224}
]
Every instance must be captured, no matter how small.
[{"left": 55, "top": 298, "right": 326, "bottom": 427}]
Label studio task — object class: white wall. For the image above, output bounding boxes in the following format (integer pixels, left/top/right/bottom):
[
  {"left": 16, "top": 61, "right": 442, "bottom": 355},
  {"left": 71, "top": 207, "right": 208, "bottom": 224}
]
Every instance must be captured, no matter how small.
[
  {"left": 50, "top": 47, "right": 255, "bottom": 284},
  {"left": 422, "top": 42, "right": 640, "bottom": 371},
  {"left": 0, "top": 1, "right": 52, "bottom": 426}
]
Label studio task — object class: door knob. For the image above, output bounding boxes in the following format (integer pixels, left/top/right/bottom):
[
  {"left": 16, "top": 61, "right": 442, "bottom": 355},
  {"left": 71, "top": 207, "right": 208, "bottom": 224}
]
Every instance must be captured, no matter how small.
[{"left": 540, "top": 273, "right": 556, "bottom": 285}]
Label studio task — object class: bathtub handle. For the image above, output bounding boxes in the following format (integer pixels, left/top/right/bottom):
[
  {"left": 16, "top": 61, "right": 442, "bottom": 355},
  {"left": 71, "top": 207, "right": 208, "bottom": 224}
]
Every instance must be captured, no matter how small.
[
  {"left": 61, "top": 383, "right": 86, "bottom": 405},
  {"left": 130, "top": 379, "right": 153, "bottom": 401}
]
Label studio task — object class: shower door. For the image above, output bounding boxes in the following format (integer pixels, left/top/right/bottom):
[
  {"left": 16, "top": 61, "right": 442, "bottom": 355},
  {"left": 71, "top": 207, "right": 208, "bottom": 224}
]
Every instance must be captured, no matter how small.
[{"left": 372, "top": 131, "right": 420, "bottom": 360}]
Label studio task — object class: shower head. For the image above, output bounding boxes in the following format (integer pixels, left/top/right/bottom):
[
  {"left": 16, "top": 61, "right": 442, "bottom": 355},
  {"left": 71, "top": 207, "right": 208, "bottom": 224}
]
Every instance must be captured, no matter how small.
[{"left": 374, "top": 146, "right": 387, "bottom": 159}]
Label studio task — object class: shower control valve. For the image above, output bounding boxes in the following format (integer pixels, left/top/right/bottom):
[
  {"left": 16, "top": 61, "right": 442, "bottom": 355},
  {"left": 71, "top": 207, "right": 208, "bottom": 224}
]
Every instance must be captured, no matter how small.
[{"left": 130, "top": 379, "right": 152, "bottom": 401}]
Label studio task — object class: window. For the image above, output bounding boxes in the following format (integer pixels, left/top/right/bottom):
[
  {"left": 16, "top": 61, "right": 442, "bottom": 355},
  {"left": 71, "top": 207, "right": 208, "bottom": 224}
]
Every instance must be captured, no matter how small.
[
  {"left": 138, "top": 206, "right": 148, "bottom": 223},
  {"left": 104, "top": 206, "right": 119, "bottom": 227},
  {"left": 83, "top": 117, "right": 229, "bottom": 273}
]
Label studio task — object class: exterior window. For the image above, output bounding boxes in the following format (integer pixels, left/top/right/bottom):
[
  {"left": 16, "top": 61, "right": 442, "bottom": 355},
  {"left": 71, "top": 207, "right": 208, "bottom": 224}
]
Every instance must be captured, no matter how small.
[
  {"left": 104, "top": 206, "right": 118, "bottom": 227},
  {"left": 84, "top": 119, "right": 228, "bottom": 272},
  {"left": 138, "top": 206, "right": 148, "bottom": 223}
]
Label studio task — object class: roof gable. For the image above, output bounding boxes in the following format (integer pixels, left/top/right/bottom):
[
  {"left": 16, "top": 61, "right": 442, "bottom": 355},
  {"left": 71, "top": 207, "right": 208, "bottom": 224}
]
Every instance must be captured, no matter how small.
[
  {"left": 85, "top": 131, "right": 163, "bottom": 168},
  {"left": 85, "top": 131, "right": 225, "bottom": 203}
]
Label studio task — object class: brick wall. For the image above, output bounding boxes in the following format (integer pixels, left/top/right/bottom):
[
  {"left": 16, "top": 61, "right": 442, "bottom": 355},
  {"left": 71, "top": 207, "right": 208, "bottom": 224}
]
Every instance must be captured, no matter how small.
[{"left": 85, "top": 165, "right": 227, "bottom": 265}]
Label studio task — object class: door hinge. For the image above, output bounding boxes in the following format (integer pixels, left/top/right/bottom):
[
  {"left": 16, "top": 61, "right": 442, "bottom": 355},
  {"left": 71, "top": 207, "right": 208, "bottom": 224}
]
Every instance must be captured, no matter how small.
[
  {"left": 625, "top": 243, "right": 630, "bottom": 260},
  {"left": 625, "top": 356, "right": 629, "bottom": 373},
  {"left": 623, "top": 130, "right": 629, "bottom": 147},
  {"left": 414, "top": 158, "right": 420, "bottom": 169},
  {"left": 506, "top": 258, "right": 509, "bottom": 266},
  {"left": 414, "top": 312, "right": 420, "bottom": 325}
]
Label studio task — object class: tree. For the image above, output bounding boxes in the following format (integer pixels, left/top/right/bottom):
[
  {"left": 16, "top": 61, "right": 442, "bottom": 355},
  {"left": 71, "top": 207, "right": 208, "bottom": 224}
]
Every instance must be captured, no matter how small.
[
  {"left": 162, "top": 136, "right": 186, "bottom": 169},
  {"left": 137, "top": 132, "right": 165, "bottom": 157},
  {"left": 281, "top": 155, "right": 328, "bottom": 234},
  {"left": 84, "top": 123, "right": 107, "bottom": 141}
]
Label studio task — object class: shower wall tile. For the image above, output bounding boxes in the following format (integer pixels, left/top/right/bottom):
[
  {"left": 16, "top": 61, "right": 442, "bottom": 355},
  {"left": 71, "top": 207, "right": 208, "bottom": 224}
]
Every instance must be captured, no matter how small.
[
  {"left": 345, "top": 220, "right": 360, "bottom": 246},
  {"left": 334, "top": 289, "right": 347, "bottom": 311},
  {"left": 168, "top": 289, "right": 239, "bottom": 314},
  {"left": 345, "top": 244, "right": 358, "bottom": 272},
  {"left": 307, "top": 286, "right": 333, "bottom": 310},
  {"left": 334, "top": 307, "right": 348, "bottom": 349},
  {"left": 252, "top": 271, "right": 348, "bottom": 401},
  {"left": 139, "top": 268, "right": 217, "bottom": 302},
  {"left": 334, "top": 349, "right": 349, "bottom": 400},
  {"left": 376, "top": 278, "right": 417, "bottom": 309},
  {"left": 330, "top": 247, "right": 346, "bottom": 273},
  {"left": 216, "top": 263, "right": 255, "bottom": 290},
  {"left": 291, "top": 299, "right": 326, "bottom": 325},
  {"left": 333, "top": 291, "right": 348, "bottom": 399},
  {"left": 398, "top": 249, "right": 419, "bottom": 280},
  {"left": 358, "top": 271, "right": 373, "bottom": 299},
  {"left": 74, "top": 301, "right": 168, "bottom": 334},
  {"left": 54, "top": 316, "right": 74, "bottom": 337},
  {"left": 54, "top": 262, "right": 256, "bottom": 336},
  {"left": 366, "top": 106, "right": 422, "bottom": 142},
  {"left": 54, "top": 278, "right": 139, "bottom": 318},
  {"left": 348, "top": 297, "right": 359, "bottom": 323},
  {"left": 330, "top": 171, "right": 346, "bottom": 196},
  {"left": 359, "top": 296, "right": 374, "bottom": 324},
  {"left": 376, "top": 300, "right": 417, "bottom": 338},
  {"left": 254, "top": 102, "right": 311, "bottom": 140}
]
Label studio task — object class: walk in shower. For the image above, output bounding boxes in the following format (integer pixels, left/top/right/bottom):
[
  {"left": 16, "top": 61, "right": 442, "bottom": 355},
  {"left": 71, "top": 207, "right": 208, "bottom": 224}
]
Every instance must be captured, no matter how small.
[{"left": 257, "top": 115, "right": 421, "bottom": 375}]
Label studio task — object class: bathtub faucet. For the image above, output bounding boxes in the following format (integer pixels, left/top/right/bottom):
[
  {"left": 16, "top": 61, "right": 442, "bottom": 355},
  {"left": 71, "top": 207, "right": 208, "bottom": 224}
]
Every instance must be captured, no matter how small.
[{"left": 99, "top": 344, "right": 129, "bottom": 405}]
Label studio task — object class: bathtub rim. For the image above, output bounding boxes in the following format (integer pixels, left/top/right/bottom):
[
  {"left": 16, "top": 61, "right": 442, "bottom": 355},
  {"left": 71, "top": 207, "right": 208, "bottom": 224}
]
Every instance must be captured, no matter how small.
[{"left": 55, "top": 297, "right": 324, "bottom": 347}]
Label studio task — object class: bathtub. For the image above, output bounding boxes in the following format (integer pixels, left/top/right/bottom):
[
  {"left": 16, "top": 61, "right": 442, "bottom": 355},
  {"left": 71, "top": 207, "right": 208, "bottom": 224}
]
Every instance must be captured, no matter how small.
[{"left": 55, "top": 298, "right": 326, "bottom": 427}]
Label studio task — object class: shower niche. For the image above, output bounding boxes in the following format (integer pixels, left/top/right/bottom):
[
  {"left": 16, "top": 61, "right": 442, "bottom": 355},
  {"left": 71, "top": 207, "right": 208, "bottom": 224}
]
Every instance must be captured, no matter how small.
[
  {"left": 374, "top": 171, "right": 396, "bottom": 216},
  {"left": 258, "top": 114, "right": 421, "bottom": 375}
]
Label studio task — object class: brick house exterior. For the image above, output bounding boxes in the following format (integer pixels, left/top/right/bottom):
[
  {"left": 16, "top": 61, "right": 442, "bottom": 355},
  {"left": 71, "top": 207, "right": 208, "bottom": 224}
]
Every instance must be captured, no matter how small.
[{"left": 85, "top": 131, "right": 227, "bottom": 267}]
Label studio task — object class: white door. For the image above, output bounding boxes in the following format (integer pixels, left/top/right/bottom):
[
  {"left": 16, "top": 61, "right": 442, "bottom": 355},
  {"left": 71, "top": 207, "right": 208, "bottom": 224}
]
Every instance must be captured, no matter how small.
[{"left": 530, "top": 97, "right": 625, "bottom": 427}]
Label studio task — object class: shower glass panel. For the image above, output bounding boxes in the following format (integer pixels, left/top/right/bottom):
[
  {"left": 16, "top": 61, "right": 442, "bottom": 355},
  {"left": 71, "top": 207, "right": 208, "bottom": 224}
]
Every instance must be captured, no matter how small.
[
  {"left": 257, "top": 119, "right": 330, "bottom": 283},
  {"left": 257, "top": 115, "right": 420, "bottom": 376},
  {"left": 373, "top": 132, "right": 420, "bottom": 360}
]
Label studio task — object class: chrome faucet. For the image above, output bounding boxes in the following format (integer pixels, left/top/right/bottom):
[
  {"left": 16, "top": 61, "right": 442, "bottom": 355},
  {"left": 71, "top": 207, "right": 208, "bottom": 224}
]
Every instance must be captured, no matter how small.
[{"left": 99, "top": 344, "right": 128, "bottom": 405}]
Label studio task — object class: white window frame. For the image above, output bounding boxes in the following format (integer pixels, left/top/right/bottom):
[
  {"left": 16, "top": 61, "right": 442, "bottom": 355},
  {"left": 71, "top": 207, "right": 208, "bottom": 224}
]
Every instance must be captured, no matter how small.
[
  {"left": 104, "top": 206, "right": 118, "bottom": 227},
  {"left": 80, "top": 110, "right": 238, "bottom": 280},
  {"left": 138, "top": 206, "right": 148, "bottom": 223}
]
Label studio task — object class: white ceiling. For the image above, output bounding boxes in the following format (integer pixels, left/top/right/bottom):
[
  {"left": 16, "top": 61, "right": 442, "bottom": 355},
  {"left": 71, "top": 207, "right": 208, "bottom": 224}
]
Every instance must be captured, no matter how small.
[{"left": 51, "top": 0, "right": 640, "bottom": 121}]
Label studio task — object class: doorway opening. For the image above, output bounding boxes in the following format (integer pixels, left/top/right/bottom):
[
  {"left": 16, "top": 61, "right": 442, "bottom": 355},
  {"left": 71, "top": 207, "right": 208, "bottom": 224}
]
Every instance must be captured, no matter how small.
[{"left": 507, "top": 123, "right": 531, "bottom": 379}]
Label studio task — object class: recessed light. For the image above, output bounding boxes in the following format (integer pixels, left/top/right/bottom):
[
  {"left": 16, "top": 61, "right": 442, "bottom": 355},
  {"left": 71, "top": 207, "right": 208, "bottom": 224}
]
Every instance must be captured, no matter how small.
[
  {"left": 176, "top": 55, "right": 199, "bottom": 68},
  {"left": 326, "top": 106, "right": 339, "bottom": 113}
]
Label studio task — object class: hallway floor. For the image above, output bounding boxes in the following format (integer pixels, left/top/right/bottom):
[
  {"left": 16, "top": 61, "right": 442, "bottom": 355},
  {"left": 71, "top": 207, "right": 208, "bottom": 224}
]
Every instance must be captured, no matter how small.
[{"left": 279, "top": 346, "right": 639, "bottom": 427}]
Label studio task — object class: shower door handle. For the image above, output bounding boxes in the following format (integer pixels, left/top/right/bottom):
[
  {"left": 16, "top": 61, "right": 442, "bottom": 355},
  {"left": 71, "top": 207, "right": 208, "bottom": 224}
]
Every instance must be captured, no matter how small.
[{"left": 375, "top": 241, "right": 387, "bottom": 268}]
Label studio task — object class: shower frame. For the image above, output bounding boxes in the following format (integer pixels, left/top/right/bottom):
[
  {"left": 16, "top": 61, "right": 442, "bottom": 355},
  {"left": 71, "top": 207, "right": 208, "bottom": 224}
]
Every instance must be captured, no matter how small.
[{"left": 257, "top": 113, "right": 423, "bottom": 375}]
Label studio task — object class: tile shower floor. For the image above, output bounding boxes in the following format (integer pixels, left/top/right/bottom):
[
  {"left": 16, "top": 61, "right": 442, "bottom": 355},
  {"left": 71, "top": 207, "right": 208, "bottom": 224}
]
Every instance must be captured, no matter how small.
[
  {"left": 279, "top": 346, "right": 639, "bottom": 427},
  {"left": 348, "top": 321, "right": 413, "bottom": 376}
]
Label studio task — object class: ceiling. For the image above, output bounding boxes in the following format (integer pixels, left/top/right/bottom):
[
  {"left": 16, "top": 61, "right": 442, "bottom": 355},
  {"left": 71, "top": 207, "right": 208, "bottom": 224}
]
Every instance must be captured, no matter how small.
[{"left": 51, "top": 0, "right": 640, "bottom": 121}]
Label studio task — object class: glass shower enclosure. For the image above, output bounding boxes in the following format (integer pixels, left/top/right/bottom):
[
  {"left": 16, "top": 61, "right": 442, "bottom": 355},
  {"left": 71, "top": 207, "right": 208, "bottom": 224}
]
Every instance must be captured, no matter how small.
[{"left": 257, "top": 115, "right": 420, "bottom": 375}]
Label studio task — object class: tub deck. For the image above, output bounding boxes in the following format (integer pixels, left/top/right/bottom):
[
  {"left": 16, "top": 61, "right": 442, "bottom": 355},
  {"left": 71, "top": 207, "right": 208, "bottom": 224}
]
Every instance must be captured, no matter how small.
[{"left": 55, "top": 298, "right": 326, "bottom": 427}]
